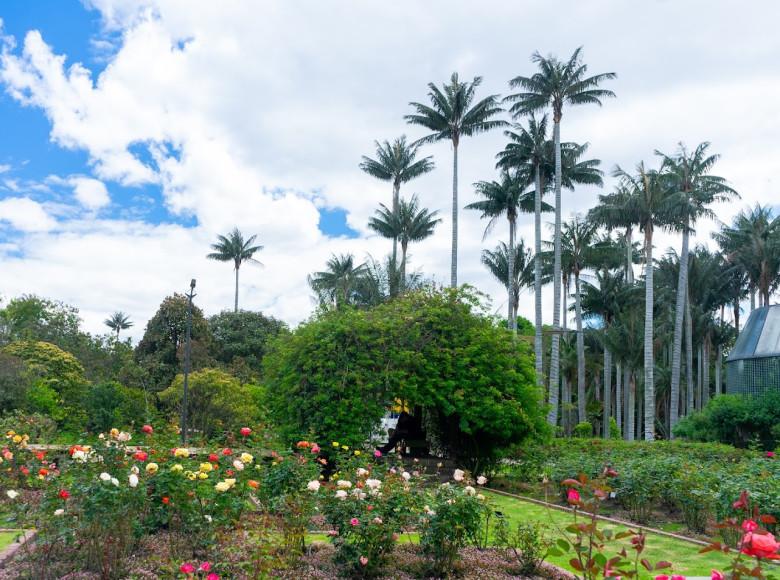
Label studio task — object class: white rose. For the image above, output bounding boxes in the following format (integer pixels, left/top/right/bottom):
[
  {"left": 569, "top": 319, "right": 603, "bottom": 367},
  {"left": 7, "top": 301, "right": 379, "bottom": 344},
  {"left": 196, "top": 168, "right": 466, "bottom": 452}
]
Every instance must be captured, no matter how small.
[
  {"left": 129, "top": 474, "right": 139, "bottom": 488},
  {"left": 130, "top": 465, "right": 140, "bottom": 475},
  {"left": 453, "top": 469, "right": 465, "bottom": 482},
  {"left": 401, "top": 471, "right": 411, "bottom": 481},
  {"left": 204, "top": 515, "right": 213, "bottom": 523},
  {"left": 54, "top": 508, "right": 64, "bottom": 516},
  {"left": 111, "top": 477, "right": 119, "bottom": 487},
  {"left": 306, "top": 480, "right": 321, "bottom": 492},
  {"left": 365, "top": 479, "right": 381, "bottom": 490},
  {"left": 476, "top": 475, "right": 487, "bottom": 486},
  {"left": 232, "top": 460, "right": 245, "bottom": 471},
  {"left": 336, "top": 480, "right": 352, "bottom": 489},
  {"left": 117, "top": 432, "right": 131, "bottom": 442},
  {"left": 464, "top": 485, "right": 476, "bottom": 496},
  {"left": 335, "top": 490, "right": 348, "bottom": 500},
  {"left": 356, "top": 468, "right": 369, "bottom": 477},
  {"left": 99, "top": 472, "right": 111, "bottom": 482},
  {"left": 6, "top": 490, "right": 18, "bottom": 499}
]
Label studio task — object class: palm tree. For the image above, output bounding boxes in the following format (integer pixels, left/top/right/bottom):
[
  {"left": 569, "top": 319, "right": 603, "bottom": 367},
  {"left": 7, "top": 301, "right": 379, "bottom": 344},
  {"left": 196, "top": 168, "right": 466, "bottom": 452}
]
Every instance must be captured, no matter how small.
[
  {"left": 466, "top": 173, "right": 530, "bottom": 332},
  {"left": 368, "top": 195, "right": 440, "bottom": 289},
  {"left": 482, "top": 240, "right": 535, "bottom": 326},
  {"left": 359, "top": 136, "right": 435, "bottom": 280},
  {"left": 613, "top": 162, "right": 673, "bottom": 440},
  {"left": 104, "top": 311, "right": 133, "bottom": 339},
  {"left": 657, "top": 142, "right": 737, "bottom": 433},
  {"left": 559, "top": 216, "right": 598, "bottom": 424},
  {"left": 405, "top": 72, "right": 507, "bottom": 287},
  {"left": 505, "top": 47, "right": 615, "bottom": 426},
  {"left": 308, "top": 254, "right": 367, "bottom": 309},
  {"left": 207, "top": 228, "right": 263, "bottom": 312}
]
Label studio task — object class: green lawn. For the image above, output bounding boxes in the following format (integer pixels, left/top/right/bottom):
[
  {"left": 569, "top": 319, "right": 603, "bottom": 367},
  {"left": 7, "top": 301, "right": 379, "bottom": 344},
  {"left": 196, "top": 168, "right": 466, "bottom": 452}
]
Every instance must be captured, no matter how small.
[
  {"left": 485, "top": 491, "right": 733, "bottom": 576},
  {"left": 0, "top": 530, "right": 19, "bottom": 550}
]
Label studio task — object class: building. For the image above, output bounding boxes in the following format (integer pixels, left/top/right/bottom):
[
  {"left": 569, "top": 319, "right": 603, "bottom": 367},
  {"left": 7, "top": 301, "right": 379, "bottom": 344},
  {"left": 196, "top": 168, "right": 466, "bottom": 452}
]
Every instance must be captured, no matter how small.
[{"left": 726, "top": 305, "right": 780, "bottom": 396}]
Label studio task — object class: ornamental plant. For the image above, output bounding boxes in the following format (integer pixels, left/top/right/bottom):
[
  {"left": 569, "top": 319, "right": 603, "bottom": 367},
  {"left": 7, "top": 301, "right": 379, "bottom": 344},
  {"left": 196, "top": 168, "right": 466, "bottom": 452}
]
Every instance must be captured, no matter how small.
[{"left": 547, "top": 470, "right": 674, "bottom": 579}]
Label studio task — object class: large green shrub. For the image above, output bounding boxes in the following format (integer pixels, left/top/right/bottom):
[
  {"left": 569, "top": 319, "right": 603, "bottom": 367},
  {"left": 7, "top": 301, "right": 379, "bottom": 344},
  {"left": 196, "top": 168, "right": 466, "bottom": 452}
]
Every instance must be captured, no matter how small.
[
  {"left": 264, "top": 288, "right": 548, "bottom": 466},
  {"left": 84, "top": 381, "right": 147, "bottom": 433},
  {"left": 674, "top": 392, "right": 780, "bottom": 449},
  {"left": 158, "top": 368, "right": 261, "bottom": 440}
]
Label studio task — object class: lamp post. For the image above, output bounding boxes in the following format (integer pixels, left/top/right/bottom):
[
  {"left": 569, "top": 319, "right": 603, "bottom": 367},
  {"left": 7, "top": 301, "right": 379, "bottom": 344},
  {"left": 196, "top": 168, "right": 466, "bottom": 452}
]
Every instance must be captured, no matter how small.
[{"left": 181, "top": 278, "right": 196, "bottom": 445}]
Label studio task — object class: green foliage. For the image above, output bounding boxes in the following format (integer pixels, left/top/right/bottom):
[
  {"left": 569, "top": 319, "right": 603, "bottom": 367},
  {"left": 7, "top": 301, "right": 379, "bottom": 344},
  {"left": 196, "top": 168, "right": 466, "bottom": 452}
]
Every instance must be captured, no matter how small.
[
  {"left": 208, "top": 310, "right": 287, "bottom": 380},
  {"left": 608, "top": 417, "right": 620, "bottom": 439},
  {"left": 158, "top": 368, "right": 261, "bottom": 440},
  {"left": 0, "top": 352, "right": 32, "bottom": 410},
  {"left": 0, "top": 295, "right": 81, "bottom": 346},
  {"left": 674, "top": 392, "right": 780, "bottom": 449},
  {"left": 84, "top": 381, "right": 147, "bottom": 433},
  {"left": 493, "top": 519, "right": 550, "bottom": 575},
  {"left": 573, "top": 421, "right": 593, "bottom": 438},
  {"left": 264, "top": 287, "right": 548, "bottom": 464},
  {"left": 135, "top": 293, "right": 213, "bottom": 392}
]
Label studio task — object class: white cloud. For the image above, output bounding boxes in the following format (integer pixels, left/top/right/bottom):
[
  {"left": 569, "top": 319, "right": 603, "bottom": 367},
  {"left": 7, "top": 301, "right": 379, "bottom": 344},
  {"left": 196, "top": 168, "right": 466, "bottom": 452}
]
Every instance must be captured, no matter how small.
[
  {"left": 0, "top": 0, "right": 779, "bottom": 336},
  {"left": 68, "top": 176, "right": 110, "bottom": 210},
  {"left": 0, "top": 197, "right": 57, "bottom": 232}
]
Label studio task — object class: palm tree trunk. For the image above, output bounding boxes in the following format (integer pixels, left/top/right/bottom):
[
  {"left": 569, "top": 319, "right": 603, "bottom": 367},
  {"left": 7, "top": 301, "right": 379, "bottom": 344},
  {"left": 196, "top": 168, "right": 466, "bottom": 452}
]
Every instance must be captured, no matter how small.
[
  {"left": 533, "top": 164, "right": 544, "bottom": 387},
  {"left": 685, "top": 288, "right": 694, "bottom": 415},
  {"left": 400, "top": 242, "right": 408, "bottom": 292},
  {"left": 603, "top": 348, "right": 612, "bottom": 438},
  {"left": 716, "top": 345, "right": 722, "bottom": 396},
  {"left": 575, "top": 272, "right": 585, "bottom": 424},
  {"left": 562, "top": 275, "right": 569, "bottom": 331},
  {"left": 450, "top": 143, "right": 459, "bottom": 288},
  {"left": 508, "top": 218, "right": 516, "bottom": 333},
  {"left": 547, "top": 120, "right": 562, "bottom": 427},
  {"left": 563, "top": 376, "right": 571, "bottom": 436},
  {"left": 697, "top": 344, "right": 703, "bottom": 411},
  {"left": 750, "top": 288, "right": 756, "bottom": 312},
  {"left": 391, "top": 183, "right": 400, "bottom": 296},
  {"left": 234, "top": 266, "right": 240, "bottom": 313},
  {"left": 733, "top": 300, "right": 740, "bottom": 334},
  {"left": 615, "top": 361, "right": 623, "bottom": 432},
  {"left": 627, "top": 370, "right": 636, "bottom": 441},
  {"left": 703, "top": 339, "right": 710, "bottom": 407},
  {"left": 625, "top": 227, "right": 634, "bottom": 284},
  {"left": 669, "top": 226, "right": 689, "bottom": 435},
  {"left": 643, "top": 227, "right": 655, "bottom": 441}
]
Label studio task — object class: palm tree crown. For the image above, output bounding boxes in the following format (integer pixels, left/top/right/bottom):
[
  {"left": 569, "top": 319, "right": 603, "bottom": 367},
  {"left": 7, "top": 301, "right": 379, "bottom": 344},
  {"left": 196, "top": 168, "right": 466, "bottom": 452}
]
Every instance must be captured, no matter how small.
[
  {"left": 207, "top": 227, "right": 263, "bottom": 312},
  {"left": 308, "top": 254, "right": 367, "bottom": 309},
  {"left": 104, "top": 311, "right": 133, "bottom": 338}
]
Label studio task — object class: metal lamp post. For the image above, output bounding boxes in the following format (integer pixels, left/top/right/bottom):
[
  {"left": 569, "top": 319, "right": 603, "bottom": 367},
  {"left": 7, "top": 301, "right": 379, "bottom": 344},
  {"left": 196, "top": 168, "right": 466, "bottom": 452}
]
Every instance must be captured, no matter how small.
[{"left": 181, "top": 278, "right": 196, "bottom": 445}]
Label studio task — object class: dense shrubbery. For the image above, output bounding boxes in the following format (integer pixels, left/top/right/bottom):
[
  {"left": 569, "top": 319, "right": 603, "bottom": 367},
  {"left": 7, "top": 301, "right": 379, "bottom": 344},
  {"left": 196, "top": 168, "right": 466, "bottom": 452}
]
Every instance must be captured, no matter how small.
[
  {"left": 264, "top": 287, "right": 549, "bottom": 468},
  {"left": 674, "top": 391, "right": 780, "bottom": 449}
]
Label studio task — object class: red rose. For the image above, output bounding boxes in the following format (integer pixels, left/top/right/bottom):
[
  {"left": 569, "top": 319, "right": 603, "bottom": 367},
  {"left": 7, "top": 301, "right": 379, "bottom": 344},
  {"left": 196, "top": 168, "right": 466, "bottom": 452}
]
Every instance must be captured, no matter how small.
[
  {"left": 208, "top": 453, "right": 219, "bottom": 463},
  {"left": 59, "top": 489, "right": 70, "bottom": 500},
  {"left": 133, "top": 451, "right": 148, "bottom": 462},
  {"left": 162, "top": 496, "right": 170, "bottom": 505},
  {"left": 567, "top": 489, "right": 580, "bottom": 504},
  {"left": 141, "top": 424, "right": 154, "bottom": 435},
  {"left": 38, "top": 468, "right": 49, "bottom": 477},
  {"left": 240, "top": 427, "right": 251, "bottom": 437},
  {"left": 741, "top": 531, "right": 780, "bottom": 559},
  {"left": 742, "top": 519, "right": 759, "bottom": 532},
  {"left": 222, "top": 448, "right": 232, "bottom": 456},
  {"left": 20, "top": 466, "right": 29, "bottom": 476},
  {"left": 35, "top": 451, "right": 45, "bottom": 461}
]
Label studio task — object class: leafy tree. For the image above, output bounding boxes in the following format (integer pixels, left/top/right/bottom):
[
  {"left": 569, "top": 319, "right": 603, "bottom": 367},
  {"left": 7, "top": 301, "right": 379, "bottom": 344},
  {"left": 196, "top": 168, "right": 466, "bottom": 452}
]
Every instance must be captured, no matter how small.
[
  {"left": 208, "top": 310, "right": 288, "bottom": 380},
  {"left": 405, "top": 72, "right": 507, "bottom": 287},
  {"left": 104, "top": 311, "right": 133, "bottom": 339},
  {"left": 207, "top": 227, "right": 264, "bottom": 312},
  {"left": 0, "top": 295, "right": 81, "bottom": 347},
  {"left": 368, "top": 195, "right": 440, "bottom": 290},
  {"left": 159, "top": 368, "right": 262, "bottom": 440},
  {"left": 505, "top": 47, "right": 615, "bottom": 427},
  {"left": 0, "top": 352, "right": 33, "bottom": 411},
  {"left": 135, "top": 294, "right": 213, "bottom": 392},
  {"left": 264, "top": 287, "right": 549, "bottom": 469},
  {"left": 84, "top": 381, "right": 146, "bottom": 433},
  {"left": 359, "top": 136, "right": 434, "bottom": 278}
]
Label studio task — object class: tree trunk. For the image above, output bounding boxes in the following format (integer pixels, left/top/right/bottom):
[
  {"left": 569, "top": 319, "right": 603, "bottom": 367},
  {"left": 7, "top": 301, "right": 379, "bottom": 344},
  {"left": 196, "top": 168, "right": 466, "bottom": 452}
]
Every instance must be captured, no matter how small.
[
  {"left": 616, "top": 361, "right": 623, "bottom": 432},
  {"left": 716, "top": 345, "right": 722, "bottom": 396},
  {"left": 547, "top": 119, "right": 562, "bottom": 427},
  {"left": 643, "top": 227, "right": 655, "bottom": 440},
  {"left": 533, "top": 164, "right": 544, "bottom": 388},
  {"left": 508, "top": 218, "right": 516, "bottom": 333},
  {"left": 391, "top": 182, "right": 400, "bottom": 295},
  {"left": 450, "top": 144, "right": 459, "bottom": 288},
  {"left": 575, "top": 272, "right": 586, "bottom": 424},
  {"left": 697, "top": 344, "right": 703, "bottom": 411},
  {"left": 685, "top": 286, "right": 694, "bottom": 416},
  {"left": 750, "top": 288, "right": 756, "bottom": 312},
  {"left": 625, "top": 227, "right": 634, "bottom": 284},
  {"left": 703, "top": 339, "right": 710, "bottom": 407},
  {"left": 400, "top": 242, "right": 408, "bottom": 293},
  {"left": 669, "top": 226, "right": 689, "bottom": 435},
  {"left": 563, "top": 376, "right": 571, "bottom": 436},
  {"left": 234, "top": 266, "right": 240, "bottom": 313},
  {"left": 603, "top": 348, "right": 612, "bottom": 438},
  {"left": 627, "top": 370, "right": 636, "bottom": 442},
  {"left": 733, "top": 300, "right": 740, "bottom": 334}
]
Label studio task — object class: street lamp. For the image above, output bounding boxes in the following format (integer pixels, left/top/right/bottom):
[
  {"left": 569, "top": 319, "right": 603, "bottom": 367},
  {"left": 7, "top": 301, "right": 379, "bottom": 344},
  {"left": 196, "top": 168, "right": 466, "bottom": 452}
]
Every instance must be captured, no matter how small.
[{"left": 181, "top": 278, "right": 196, "bottom": 445}]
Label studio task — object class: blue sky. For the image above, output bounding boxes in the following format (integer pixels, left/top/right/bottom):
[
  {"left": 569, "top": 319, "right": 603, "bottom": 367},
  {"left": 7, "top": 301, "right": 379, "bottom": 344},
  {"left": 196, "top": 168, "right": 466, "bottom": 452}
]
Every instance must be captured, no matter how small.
[{"left": 0, "top": 0, "right": 778, "bottom": 337}]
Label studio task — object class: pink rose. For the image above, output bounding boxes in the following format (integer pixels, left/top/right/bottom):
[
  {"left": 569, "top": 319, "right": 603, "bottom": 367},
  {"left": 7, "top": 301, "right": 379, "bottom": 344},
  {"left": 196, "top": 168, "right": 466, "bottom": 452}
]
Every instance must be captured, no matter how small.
[
  {"left": 199, "top": 562, "right": 211, "bottom": 572},
  {"left": 373, "top": 450, "right": 382, "bottom": 458},
  {"left": 207, "top": 574, "right": 219, "bottom": 580},
  {"left": 655, "top": 575, "right": 669, "bottom": 580},
  {"left": 767, "top": 451, "right": 775, "bottom": 458},
  {"left": 180, "top": 562, "right": 196, "bottom": 574},
  {"left": 311, "top": 444, "right": 320, "bottom": 454},
  {"left": 742, "top": 519, "right": 759, "bottom": 532},
  {"left": 350, "top": 518, "right": 360, "bottom": 526},
  {"left": 741, "top": 531, "right": 780, "bottom": 559},
  {"left": 711, "top": 571, "right": 724, "bottom": 580},
  {"left": 567, "top": 489, "right": 580, "bottom": 504},
  {"left": 360, "top": 556, "right": 368, "bottom": 566}
]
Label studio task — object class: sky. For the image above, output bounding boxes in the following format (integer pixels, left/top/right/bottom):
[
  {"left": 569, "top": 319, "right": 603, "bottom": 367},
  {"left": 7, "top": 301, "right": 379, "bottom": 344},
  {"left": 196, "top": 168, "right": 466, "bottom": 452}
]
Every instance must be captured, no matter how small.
[{"left": 0, "top": 0, "right": 779, "bottom": 340}]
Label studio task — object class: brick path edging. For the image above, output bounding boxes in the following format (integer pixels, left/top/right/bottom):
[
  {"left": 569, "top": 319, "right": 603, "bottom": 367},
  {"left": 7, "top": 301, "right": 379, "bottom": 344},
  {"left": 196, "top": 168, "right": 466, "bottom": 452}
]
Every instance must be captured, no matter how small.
[{"left": 0, "top": 529, "right": 36, "bottom": 569}]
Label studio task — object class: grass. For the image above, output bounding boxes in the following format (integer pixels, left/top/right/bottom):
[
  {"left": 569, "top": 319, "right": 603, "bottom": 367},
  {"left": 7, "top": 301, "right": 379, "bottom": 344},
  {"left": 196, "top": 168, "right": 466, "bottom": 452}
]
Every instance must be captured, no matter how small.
[
  {"left": 0, "top": 530, "right": 19, "bottom": 550},
  {"left": 485, "top": 491, "right": 734, "bottom": 576}
]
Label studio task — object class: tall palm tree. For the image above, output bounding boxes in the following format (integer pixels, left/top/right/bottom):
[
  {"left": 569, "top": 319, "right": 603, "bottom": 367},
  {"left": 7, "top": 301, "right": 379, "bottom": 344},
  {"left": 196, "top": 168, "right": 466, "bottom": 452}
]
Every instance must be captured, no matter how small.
[
  {"left": 368, "top": 195, "right": 440, "bottom": 289},
  {"left": 359, "top": 136, "right": 435, "bottom": 279},
  {"left": 559, "top": 216, "right": 599, "bottom": 424},
  {"left": 466, "top": 173, "right": 531, "bottom": 332},
  {"left": 657, "top": 142, "right": 737, "bottom": 433},
  {"left": 308, "top": 254, "right": 367, "bottom": 309},
  {"left": 207, "top": 228, "right": 263, "bottom": 312},
  {"left": 505, "top": 47, "right": 615, "bottom": 426},
  {"left": 405, "top": 72, "right": 507, "bottom": 288},
  {"left": 481, "top": 240, "right": 534, "bottom": 325},
  {"left": 104, "top": 311, "right": 133, "bottom": 339},
  {"left": 496, "top": 115, "right": 550, "bottom": 382},
  {"left": 613, "top": 163, "right": 673, "bottom": 440}
]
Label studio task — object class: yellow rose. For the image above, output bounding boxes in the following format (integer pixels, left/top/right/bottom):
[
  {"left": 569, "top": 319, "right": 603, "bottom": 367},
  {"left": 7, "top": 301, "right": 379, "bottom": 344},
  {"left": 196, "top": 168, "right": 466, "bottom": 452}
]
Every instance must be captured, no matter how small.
[
  {"left": 332, "top": 441, "right": 340, "bottom": 447},
  {"left": 171, "top": 464, "right": 184, "bottom": 473},
  {"left": 215, "top": 481, "right": 230, "bottom": 492},
  {"left": 186, "top": 471, "right": 197, "bottom": 481},
  {"left": 354, "top": 450, "right": 361, "bottom": 456},
  {"left": 199, "top": 462, "right": 213, "bottom": 473},
  {"left": 198, "top": 472, "right": 208, "bottom": 480},
  {"left": 240, "top": 453, "right": 253, "bottom": 464},
  {"left": 174, "top": 448, "right": 190, "bottom": 458},
  {"left": 12, "top": 435, "right": 22, "bottom": 444},
  {"left": 145, "top": 462, "right": 159, "bottom": 474},
  {"left": 110, "top": 428, "right": 119, "bottom": 438},
  {"left": 341, "top": 445, "right": 349, "bottom": 451},
  {"left": 6, "top": 430, "right": 15, "bottom": 438},
  {"left": 224, "top": 478, "right": 236, "bottom": 489}
]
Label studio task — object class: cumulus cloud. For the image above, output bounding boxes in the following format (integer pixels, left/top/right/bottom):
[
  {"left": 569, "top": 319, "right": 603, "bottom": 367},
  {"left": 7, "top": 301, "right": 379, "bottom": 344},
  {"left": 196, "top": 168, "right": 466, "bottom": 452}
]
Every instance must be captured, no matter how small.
[
  {"left": 0, "top": 197, "right": 57, "bottom": 232},
  {"left": 0, "top": 0, "right": 779, "bottom": 337}
]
